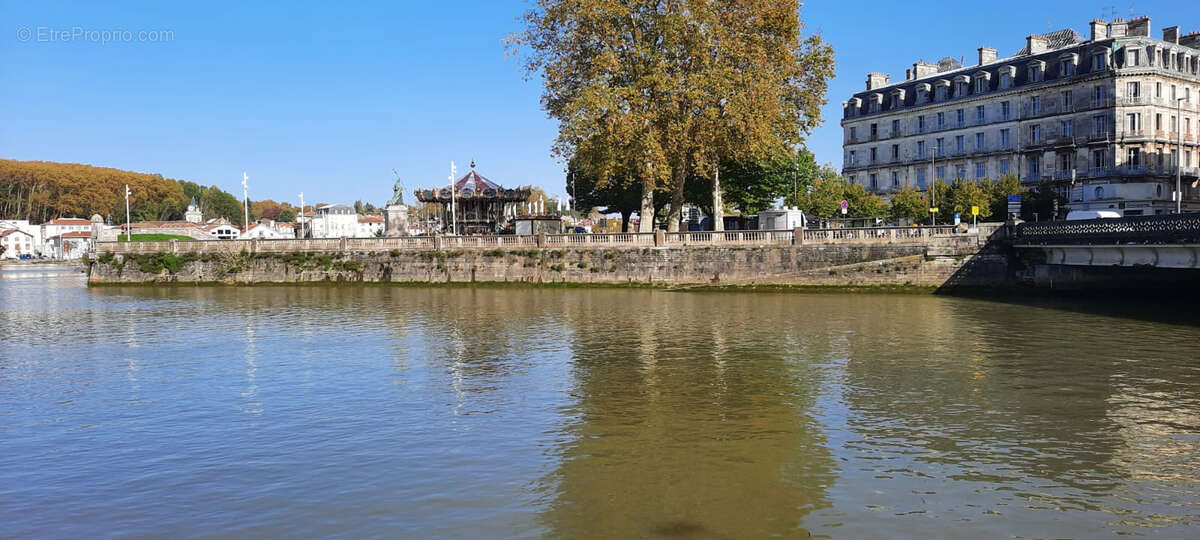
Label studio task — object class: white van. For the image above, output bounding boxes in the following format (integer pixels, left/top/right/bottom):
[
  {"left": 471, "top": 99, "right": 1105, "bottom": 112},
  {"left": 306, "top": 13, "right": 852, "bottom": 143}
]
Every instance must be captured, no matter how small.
[{"left": 1065, "top": 210, "right": 1122, "bottom": 220}]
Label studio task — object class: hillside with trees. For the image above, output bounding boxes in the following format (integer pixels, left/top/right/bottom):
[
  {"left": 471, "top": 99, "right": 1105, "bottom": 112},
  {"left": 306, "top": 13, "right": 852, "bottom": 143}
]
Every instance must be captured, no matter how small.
[{"left": 0, "top": 159, "right": 250, "bottom": 225}]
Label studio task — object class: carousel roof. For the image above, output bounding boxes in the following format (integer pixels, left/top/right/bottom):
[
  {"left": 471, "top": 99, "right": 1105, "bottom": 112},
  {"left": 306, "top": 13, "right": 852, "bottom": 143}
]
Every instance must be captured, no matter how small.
[{"left": 453, "top": 168, "right": 501, "bottom": 192}]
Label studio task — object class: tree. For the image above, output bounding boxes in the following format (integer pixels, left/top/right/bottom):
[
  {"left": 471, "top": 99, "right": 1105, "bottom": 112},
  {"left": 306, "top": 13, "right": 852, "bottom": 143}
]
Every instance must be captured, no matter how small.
[
  {"left": 566, "top": 157, "right": 642, "bottom": 232},
  {"left": 511, "top": 1, "right": 834, "bottom": 232},
  {"left": 945, "top": 179, "right": 992, "bottom": 220},
  {"left": 986, "top": 174, "right": 1023, "bottom": 218},
  {"left": 1024, "top": 180, "right": 1064, "bottom": 221},
  {"left": 277, "top": 209, "right": 297, "bottom": 223},
  {"left": 889, "top": 186, "right": 929, "bottom": 224}
]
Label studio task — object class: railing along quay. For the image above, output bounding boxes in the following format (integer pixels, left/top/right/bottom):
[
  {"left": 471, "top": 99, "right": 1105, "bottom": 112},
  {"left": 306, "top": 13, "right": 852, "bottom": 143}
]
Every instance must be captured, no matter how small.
[
  {"left": 96, "top": 225, "right": 968, "bottom": 255},
  {"left": 1013, "top": 214, "right": 1200, "bottom": 245}
]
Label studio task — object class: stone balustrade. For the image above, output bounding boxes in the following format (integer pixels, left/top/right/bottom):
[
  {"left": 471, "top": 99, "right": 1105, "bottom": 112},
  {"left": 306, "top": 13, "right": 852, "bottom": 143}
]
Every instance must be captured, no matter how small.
[{"left": 95, "top": 225, "right": 978, "bottom": 255}]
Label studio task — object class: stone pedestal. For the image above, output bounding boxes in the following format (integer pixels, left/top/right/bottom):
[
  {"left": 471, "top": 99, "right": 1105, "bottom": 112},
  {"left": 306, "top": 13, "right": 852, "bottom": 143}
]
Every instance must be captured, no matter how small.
[{"left": 385, "top": 204, "right": 409, "bottom": 237}]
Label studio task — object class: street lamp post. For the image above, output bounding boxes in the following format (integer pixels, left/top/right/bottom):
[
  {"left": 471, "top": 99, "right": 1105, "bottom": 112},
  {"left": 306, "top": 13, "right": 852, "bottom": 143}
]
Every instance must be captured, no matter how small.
[
  {"left": 124, "top": 184, "right": 131, "bottom": 242},
  {"left": 298, "top": 192, "right": 305, "bottom": 238},
  {"left": 449, "top": 161, "right": 457, "bottom": 235},
  {"left": 1178, "top": 97, "right": 1187, "bottom": 214},
  {"left": 930, "top": 150, "right": 936, "bottom": 226},
  {"left": 242, "top": 172, "right": 250, "bottom": 233}
]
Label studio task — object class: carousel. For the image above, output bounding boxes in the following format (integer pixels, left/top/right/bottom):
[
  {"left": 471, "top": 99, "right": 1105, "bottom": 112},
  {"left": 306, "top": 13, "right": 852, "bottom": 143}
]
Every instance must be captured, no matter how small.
[{"left": 414, "top": 161, "right": 531, "bottom": 234}]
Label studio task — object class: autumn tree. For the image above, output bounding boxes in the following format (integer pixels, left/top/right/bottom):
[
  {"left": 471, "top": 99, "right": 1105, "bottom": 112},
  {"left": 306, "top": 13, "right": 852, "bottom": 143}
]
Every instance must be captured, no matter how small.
[
  {"left": 889, "top": 186, "right": 928, "bottom": 224},
  {"left": 566, "top": 157, "right": 642, "bottom": 231},
  {"left": 511, "top": 0, "right": 833, "bottom": 233},
  {"left": 944, "top": 179, "right": 992, "bottom": 220}
]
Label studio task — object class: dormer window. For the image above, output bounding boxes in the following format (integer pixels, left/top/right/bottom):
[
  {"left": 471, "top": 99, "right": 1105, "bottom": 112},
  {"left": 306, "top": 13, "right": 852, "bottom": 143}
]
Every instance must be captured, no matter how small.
[
  {"left": 1092, "top": 50, "right": 1107, "bottom": 71},
  {"left": 975, "top": 78, "right": 986, "bottom": 93},
  {"left": 936, "top": 86, "right": 947, "bottom": 101},
  {"left": 1027, "top": 61, "right": 1045, "bottom": 83},
  {"left": 956, "top": 81, "right": 968, "bottom": 97},
  {"left": 1059, "top": 53, "right": 1078, "bottom": 77},
  {"left": 999, "top": 66, "right": 1016, "bottom": 89},
  {"left": 934, "top": 80, "right": 951, "bottom": 101}
]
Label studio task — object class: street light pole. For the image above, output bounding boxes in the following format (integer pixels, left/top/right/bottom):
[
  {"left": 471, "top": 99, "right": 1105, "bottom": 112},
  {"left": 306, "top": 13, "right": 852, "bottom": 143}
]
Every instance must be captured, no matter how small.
[
  {"left": 124, "top": 184, "right": 131, "bottom": 242},
  {"left": 242, "top": 172, "right": 250, "bottom": 233},
  {"left": 1178, "top": 97, "right": 1187, "bottom": 214},
  {"left": 298, "top": 192, "right": 305, "bottom": 238},
  {"left": 449, "top": 161, "right": 457, "bottom": 235},
  {"left": 930, "top": 150, "right": 936, "bottom": 226}
]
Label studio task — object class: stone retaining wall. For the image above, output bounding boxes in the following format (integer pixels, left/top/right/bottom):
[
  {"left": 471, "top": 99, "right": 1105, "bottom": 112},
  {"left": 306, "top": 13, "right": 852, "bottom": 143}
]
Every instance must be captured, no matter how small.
[{"left": 88, "top": 237, "right": 1003, "bottom": 290}]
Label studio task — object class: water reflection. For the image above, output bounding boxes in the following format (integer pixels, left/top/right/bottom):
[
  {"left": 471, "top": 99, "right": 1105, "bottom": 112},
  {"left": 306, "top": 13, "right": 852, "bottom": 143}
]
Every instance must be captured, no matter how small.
[{"left": 2, "top": 273, "right": 1198, "bottom": 537}]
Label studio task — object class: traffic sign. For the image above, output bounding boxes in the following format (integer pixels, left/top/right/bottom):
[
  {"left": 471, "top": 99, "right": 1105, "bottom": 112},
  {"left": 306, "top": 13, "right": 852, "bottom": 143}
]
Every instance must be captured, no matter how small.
[
  {"left": 929, "top": 207, "right": 939, "bottom": 213},
  {"left": 971, "top": 205, "right": 979, "bottom": 216}
]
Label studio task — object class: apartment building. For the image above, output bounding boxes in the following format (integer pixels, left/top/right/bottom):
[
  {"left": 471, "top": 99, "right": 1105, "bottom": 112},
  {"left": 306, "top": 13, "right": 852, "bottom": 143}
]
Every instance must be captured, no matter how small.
[{"left": 842, "top": 16, "right": 1200, "bottom": 216}]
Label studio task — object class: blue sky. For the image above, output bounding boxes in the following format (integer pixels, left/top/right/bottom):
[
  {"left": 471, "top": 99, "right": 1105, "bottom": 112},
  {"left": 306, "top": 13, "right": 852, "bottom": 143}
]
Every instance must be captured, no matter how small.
[{"left": 2, "top": 1, "right": 1195, "bottom": 206}]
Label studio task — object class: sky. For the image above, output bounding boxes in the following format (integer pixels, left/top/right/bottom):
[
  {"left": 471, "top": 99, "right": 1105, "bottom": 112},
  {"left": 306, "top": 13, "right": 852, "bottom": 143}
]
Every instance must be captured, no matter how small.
[{"left": 2, "top": 1, "right": 1196, "bottom": 207}]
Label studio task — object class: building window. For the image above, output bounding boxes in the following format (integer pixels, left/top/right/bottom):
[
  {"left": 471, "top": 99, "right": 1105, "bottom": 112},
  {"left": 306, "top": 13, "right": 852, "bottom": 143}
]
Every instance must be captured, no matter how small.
[
  {"left": 848, "top": 175, "right": 856, "bottom": 184},
  {"left": 1095, "top": 186, "right": 1105, "bottom": 199},
  {"left": 891, "top": 119, "right": 900, "bottom": 135},
  {"left": 975, "top": 162, "right": 986, "bottom": 179},
  {"left": 937, "top": 112, "right": 945, "bottom": 129},
  {"left": 955, "top": 164, "right": 966, "bottom": 179},
  {"left": 999, "top": 159, "right": 1011, "bottom": 175},
  {"left": 936, "top": 86, "right": 947, "bottom": 101},
  {"left": 870, "top": 123, "right": 878, "bottom": 139},
  {"left": 1062, "top": 90, "right": 1072, "bottom": 110},
  {"left": 870, "top": 147, "right": 878, "bottom": 162},
  {"left": 976, "top": 105, "right": 985, "bottom": 123},
  {"left": 1126, "top": 148, "right": 1141, "bottom": 168},
  {"left": 955, "top": 135, "right": 964, "bottom": 153},
  {"left": 1157, "top": 113, "right": 1164, "bottom": 131},
  {"left": 869, "top": 173, "right": 878, "bottom": 189},
  {"left": 1028, "top": 155, "right": 1041, "bottom": 178},
  {"left": 975, "top": 78, "right": 986, "bottom": 93},
  {"left": 1092, "top": 52, "right": 1105, "bottom": 71},
  {"left": 849, "top": 127, "right": 857, "bottom": 141},
  {"left": 1093, "top": 85, "right": 1106, "bottom": 104},
  {"left": 1093, "top": 115, "right": 1108, "bottom": 136},
  {"left": 891, "top": 144, "right": 899, "bottom": 160},
  {"left": 917, "top": 140, "right": 925, "bottom": 157},
  {"left": 1031, "top": 96, "right": 1041, "bottom": 115},
  {"left": 1126, "top": 113, "right": 1141, "bottom": 132},
  {"left": 975, "top": 132, "right": 985, "bottom": 149},
  {"left": 1029, "top": 124, "right": 1041, "bottom": 144},
  {"left": 1128, "top": 49, "right": 1140, "bottom": 66},
  {"left": 1092, "top": 149, "right": 1107, "bottom": 169},
  {"left": 1060, "top": 120, "right": 1072, "bottom": 137},
  {"left": 1028, "top": 65, "right": 1042, "bottom": 82},
  {"left": 956, "top": 108, "right": 964, "bottom": 126},
  {"left": 849, "top": 150, "right": 856, "bottom": 165},
  {"left": 917, "top": 169, "right": 927, "bottom": 188},
  {"left": 1000, "top": 128, "right": 1011, "bottom": 148},
  {"left": 1000, "top": 72, "right": 1012, "bottom": 88},
  {"left": 1156, "top": 82, "right": 1162, "bottom": 98},
  {"left": 1058, "top": 153, "right": 1072, "bottom": 173},
  {"left": 1060, "top": 60, "right": 1075, "bottom": 76},
  {"left": 1001, "top": 101, "right": 1011, "bottom": 120},
  {"left": 956, "top": 81, "right": 968, "bottom": 96},
  {"left": 892, "top": 172, "right": 900, "bottom": 187},
  {"left": 936, "top": 137, "right": 945, "bottom": 156},
  {"left": 918, "top": 116, "right": 926, "bottom": 133},
  {"left": 936, "top": 166, "right": 946, "bottom": 180},
  {"left": 1127, "top": 81, "right": 1140, "bottom": 100}
]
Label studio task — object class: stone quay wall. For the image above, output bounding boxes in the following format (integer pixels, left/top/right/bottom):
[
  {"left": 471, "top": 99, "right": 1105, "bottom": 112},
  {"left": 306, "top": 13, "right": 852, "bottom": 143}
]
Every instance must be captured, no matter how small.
[{"left": 86, "top": 232, "right": 1005, "bottom": 290}]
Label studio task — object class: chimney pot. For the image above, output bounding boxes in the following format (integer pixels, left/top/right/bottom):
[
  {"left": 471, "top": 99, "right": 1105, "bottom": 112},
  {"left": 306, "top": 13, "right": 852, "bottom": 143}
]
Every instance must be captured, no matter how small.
[
  {"left": 865, "top": 72, "right": 890, "bottom": 91},
  {"left": 1109, "top": 19, "right": 1127, "bottom": 38},
  {"left": 1090, "top": 19, "right": 1108, "bottom": 41},
  {"left": 1026, "top": 35, "right": 1049, "bottom": 54}
]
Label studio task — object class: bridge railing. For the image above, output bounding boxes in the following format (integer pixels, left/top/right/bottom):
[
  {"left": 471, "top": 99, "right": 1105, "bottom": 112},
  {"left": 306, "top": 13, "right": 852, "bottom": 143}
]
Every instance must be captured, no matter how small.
[
  {"left": 1013, "top": 213, "right": 1200, "bottom": 245},
  {"left": 94, "top": 224, "right": 977, "bottom": 255}
]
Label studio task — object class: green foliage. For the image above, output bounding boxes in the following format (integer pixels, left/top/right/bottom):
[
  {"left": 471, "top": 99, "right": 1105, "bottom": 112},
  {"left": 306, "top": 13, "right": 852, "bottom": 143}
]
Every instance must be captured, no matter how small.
[
  {"left": 944, "top": 179, "right": 992, "bottom": 220},
  {"left": 798, "top": 172, "right": 887, "bottom": 219},
  {"left": 482, "top": 249, "right": 505, "bottom": 258},
  {"left": 277, "top": 209, "right": 297, "bottom": 223},
  {"left": 889, "top": 186, "right": 929, "bottom": 223},
  {"left": 0, "top": 159, "right": 189, "bottom": 223}
]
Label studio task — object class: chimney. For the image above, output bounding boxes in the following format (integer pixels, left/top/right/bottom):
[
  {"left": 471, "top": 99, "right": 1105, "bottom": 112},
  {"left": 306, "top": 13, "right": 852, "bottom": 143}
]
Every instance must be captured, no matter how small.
[
  {"left": 1127, "top": 16, "right": 1150, "bottom": 37},
  {"left": 912, "top": 61, "right": 937, "bottom": 79},
  {"left": 1026, "top": 35, "right": 1049, "bottom": 54},
  {"left": 905, "top": 68, "right": 913, "bottom": 81},
  {"left": 1181, "top": 32, "right": 1200, "bottom": 49},
  {"left": 1090, "top": 19, "right": 1108, "bottom": 41},
  {"left": 866, "top": 72, "right": 890, "bottom": 91},
  {"left": 1162, "top": 26, "right": 1179, "bottom": 44},
  {"left": 977, "top": 46, "right": 997, "bottom": 65},
  {"left": 1108, "top": 19, "right": 1127, "bottom": 38}
]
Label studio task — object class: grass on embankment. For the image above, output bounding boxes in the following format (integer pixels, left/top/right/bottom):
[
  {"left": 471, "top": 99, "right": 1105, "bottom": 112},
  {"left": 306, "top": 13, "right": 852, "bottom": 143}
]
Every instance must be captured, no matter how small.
[{"left": 118, "top": 234, "right": 195, "bottom": 242}]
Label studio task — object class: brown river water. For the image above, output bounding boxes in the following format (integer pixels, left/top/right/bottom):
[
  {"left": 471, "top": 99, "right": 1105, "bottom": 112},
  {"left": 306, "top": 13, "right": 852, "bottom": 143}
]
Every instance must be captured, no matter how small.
[{"left": 1, "top": 264, "right": 1198, "bottom": 538}]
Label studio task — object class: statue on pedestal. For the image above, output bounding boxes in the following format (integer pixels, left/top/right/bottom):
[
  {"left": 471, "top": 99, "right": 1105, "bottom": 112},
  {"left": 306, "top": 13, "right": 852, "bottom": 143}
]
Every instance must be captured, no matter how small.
[{"left": 385, "top": 170, "right": 409, "bottom": 236}]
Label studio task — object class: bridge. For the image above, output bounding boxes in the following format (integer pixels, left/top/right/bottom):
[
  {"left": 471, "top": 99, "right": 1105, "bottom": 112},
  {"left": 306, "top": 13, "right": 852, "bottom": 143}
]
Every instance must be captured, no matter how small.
[{"left": 1012, "top": 214, "right": 1200, "bottom": 270}]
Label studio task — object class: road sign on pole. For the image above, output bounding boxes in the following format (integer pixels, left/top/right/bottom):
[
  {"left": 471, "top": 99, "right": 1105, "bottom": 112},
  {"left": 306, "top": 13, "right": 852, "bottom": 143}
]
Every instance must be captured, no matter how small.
[{"left": 840, "top": 199, "right": 848, "bottom": 216}]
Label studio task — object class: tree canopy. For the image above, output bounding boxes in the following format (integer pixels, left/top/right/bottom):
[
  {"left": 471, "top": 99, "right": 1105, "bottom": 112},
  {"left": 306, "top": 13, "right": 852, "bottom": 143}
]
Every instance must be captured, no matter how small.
[{"left": 511, "top": 0, "right": 834, "bottom": 231}]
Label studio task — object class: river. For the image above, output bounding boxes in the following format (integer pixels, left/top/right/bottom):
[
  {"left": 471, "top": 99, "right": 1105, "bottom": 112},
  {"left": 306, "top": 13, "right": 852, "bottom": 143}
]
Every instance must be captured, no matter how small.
[{"left": 1, "top": 264, "right": 1198, "bottom": 538}]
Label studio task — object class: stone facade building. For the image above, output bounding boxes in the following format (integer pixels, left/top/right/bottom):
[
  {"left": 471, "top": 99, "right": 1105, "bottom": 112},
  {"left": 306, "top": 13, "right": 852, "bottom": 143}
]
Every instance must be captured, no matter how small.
[{"left": 842, "top": 17, "right": 1200, "bottom": 216}]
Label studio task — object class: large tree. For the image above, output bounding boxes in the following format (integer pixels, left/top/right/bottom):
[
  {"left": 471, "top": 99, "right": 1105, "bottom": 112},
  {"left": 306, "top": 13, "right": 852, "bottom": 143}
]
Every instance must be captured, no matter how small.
[{"left": 511, "top": 0, "right": 833, "bottom": 232}]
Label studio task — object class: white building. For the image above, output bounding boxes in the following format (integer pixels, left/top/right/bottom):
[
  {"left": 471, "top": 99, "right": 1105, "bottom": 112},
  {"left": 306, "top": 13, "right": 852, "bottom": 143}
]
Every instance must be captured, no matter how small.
[
  {"left": 243, "top": 220, "right": 294, "bottom": 239},
  {"left": 357, "top": 215, "right": 384, "bottom": 237},
  {"left": 309, "top": 204, "right": 358, "bottom": 238},
  {"left": 41, "top": 218, "right": 91, "bottom": 247},
  {"left": 184, "top": 198, "right": 203, "bottom": 223},
  {"left": 1, "top": 228, "right": 36, "bottom": 259},
  {"left": 0, "top": 219, "right": 43, "bottom": 255},
  {"left": 45, "top": 231, "right": 92, "bottom": 260},
  {"left": 203, "top": 224, "right": 241, "bottom": 240},
  {"left": 756, "top": 208, "right": 807, "bottom": 230}
]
